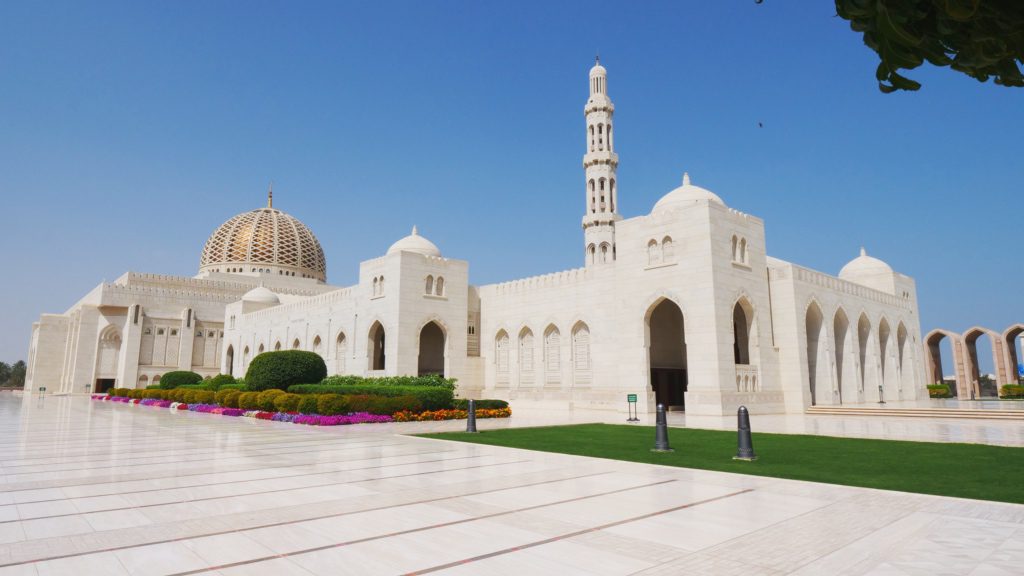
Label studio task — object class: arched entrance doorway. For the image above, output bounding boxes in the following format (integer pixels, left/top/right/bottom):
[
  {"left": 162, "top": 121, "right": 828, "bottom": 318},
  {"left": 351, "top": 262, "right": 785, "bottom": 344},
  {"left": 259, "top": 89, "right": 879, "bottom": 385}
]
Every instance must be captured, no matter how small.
[
  {"left": 226, "top": 345, "right": 234, "bottom": 377},
  {"left": 963, "top": 327, "right": 1001, "bottom": 398},
  {"left": 647, "top": 299, "right": 687, "bottom": 410},
  {"left": 834, "top": 308, "right": 853, "bottom": 404},
  {"left": 925, "top": 330, "right": 963, "bottom": 397},
  {"left": 805, "top": 301, "right": 830, "bottom": 406},
  {"left": 368, "top": 321, "right": 386, "bottom": 371},
  {"left": 95, "top": 325, "right": 121, "bottom": 393},
  {"left": 418, "top": 321, "right": 446, "bottom": 377}
]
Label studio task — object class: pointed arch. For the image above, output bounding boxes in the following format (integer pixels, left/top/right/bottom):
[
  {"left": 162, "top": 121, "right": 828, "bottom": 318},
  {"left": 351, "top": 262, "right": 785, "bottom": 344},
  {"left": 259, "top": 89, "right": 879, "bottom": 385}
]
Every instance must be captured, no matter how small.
[
  {"left": 435, "top": 276, "right": 444, "bottom": 296},
  {"left": 543, "top": 324, "right": 561, "bottom": 380},
  {"left": 312, "top": 335, "right": 322, "bottom": 355},
  {"left": 226, "top": 345, "right": 235, "bottom": 377},
  {"left": 833, "top": 308, "right": 853, "bottom": 404},
  {"left": 925, "top": 329, "right": 964, "bottom": 397},
  {"left": 878, "top": 317, "right": 894, "bottom": 400},
  {"left": 1003, "top": 324, "right": 1024, "bottom": 386},
  {"left": 733, "top": 297, "right": 755, "bottom": 366},
  {"left": 647, "top": 239, "right": 659, "bottom": 265},
  {"left": 292, "top": 338, "right": 301, "bottom": 350},
  {"left": 572, "top": 321, "right": 591, "bottom": 374},
  {"left": 495, "top": 329, "right": 510, "bottom": 375},
  {"left": 857, "top": 313, "right": 876, "bottom": 396},
  {"left": 368, "top": 321, "right": 386, "bottom": 371},
  {"left": 417, "top": 321, "right": 446, "bottom": 377},
  {"left": 334, "top": 331, "right": 347, "bottom": 374},
  {"left": 274, "top": 341, "right": 282, "bottom": 351},
  {"left": 731, "top": 235, "right": 738, "bottom": 261},
  {"left": 646, "top": 297, "right": 688, "bottom": 409},
  {"left": 518, "top": 326, "right": 535, "bottom": 385},
  {"left": 661, "top": 236, "right": 674, "bottom": 261},
  {"left": 963, "top": 327, "right": 1001, "bottom": 397},
  {"left": 897, "top": 322, "right": 913, "bottom": 397},
  {"left": 425, "top": 275, "right": 434, "bottom": 294},
  {"left": 805, "top": 300, "right": 829, "bottom": 406}
]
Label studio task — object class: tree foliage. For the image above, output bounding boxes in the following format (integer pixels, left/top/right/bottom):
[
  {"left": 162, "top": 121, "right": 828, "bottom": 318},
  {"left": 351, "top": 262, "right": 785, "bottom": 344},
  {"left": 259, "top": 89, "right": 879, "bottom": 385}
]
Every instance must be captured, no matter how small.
[
  {"left": 245, "top": 350, "right": 327, "bottom": 392},
  {"left": 0, "top": 361, "right": 25, "bottom": 387},
  {"left": 835, "top": 0, "right": 1024, "bottom": 92}
]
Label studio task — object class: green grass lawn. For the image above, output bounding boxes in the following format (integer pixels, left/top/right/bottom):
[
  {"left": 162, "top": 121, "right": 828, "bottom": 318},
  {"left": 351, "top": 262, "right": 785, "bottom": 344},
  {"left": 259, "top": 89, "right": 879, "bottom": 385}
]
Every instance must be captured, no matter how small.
[{"left": 423, "top": 424, "right": 1024, "bottom": 504}]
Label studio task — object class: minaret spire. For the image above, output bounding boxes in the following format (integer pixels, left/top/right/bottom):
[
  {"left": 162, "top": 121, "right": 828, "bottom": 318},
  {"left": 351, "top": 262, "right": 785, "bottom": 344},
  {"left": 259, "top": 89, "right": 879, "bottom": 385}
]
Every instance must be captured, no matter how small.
[
  {"left": 581, "top": 58, "right": 621, "bottom": 267},
  {"left": 267, "top": 182, "right": 273, "bottom": 208}
]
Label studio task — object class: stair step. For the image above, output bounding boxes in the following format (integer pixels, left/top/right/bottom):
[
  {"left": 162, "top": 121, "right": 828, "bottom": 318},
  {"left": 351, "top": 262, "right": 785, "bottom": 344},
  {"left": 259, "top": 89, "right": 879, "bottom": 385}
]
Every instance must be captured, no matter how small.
[{"left": 805, "top": 406, "right": 1024, "bottom": 420}]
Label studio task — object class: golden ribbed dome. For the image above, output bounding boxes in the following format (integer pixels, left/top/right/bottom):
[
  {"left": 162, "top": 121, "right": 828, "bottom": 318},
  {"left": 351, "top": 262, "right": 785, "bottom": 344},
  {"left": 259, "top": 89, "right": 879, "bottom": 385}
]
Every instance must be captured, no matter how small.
[{"left": 199, "top": 196, "right": 326, "bottom": 281}]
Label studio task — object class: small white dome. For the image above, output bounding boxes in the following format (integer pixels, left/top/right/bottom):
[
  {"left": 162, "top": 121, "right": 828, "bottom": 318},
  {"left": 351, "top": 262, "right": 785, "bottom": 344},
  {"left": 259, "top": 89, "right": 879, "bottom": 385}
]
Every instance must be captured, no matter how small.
[
  {"left": 652, "top": 173, "right": 725, "bottom": 214},
  {"left": 590, "top": 62, "right": 607, "bottom": 76},
  {"left": 241, "top": 286, "right": 280, "bottom": 305},
  {"left": 387, "top": 226, "right": 441, "bottom": 257},
  {"left": 839, "top": 248, "right": 893, "bottom": 279}
]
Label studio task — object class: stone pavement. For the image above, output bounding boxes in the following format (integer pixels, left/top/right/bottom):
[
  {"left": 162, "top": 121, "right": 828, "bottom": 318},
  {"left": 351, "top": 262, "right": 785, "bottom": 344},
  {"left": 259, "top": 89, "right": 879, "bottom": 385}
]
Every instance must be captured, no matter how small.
[{"left": 0, "top": 394, "right": 1021, "bottom": 575}]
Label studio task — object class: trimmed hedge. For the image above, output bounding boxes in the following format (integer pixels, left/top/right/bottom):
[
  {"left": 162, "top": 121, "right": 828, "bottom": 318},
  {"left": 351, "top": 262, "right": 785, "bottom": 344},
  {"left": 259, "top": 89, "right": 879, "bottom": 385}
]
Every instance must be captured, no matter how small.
[
  {"left": 320, "top": 374, "right": 455, "bottom": 390},
  {"left": 1000, "top": 384, "right": 1024, "bottom": 399},
  {"left": 288, "top": 384, "right": 453, "bottom": 410},
  {"left": 215, "top": 389, "right": 243, "bottom": 408},
  {"left": 313, "top": 393, "right": 421, "bottom": 415},
  {"left": 246, "top": 351, "right": 327, "bottom": 392},
  {"left": 273, "top": 393, "right": 302, "bottom": 413},
  {"left": 238, "top": 392, "right": 260, "bottom": 410},
  {"left": 454, "top": 399, "right": 508, "bottom": 410},
  {"left": 297, "top": 395, "right": 319, "bottom": 414},
  {"left": 159, "top": 371, "right": 203, "bottom": 390},
  {"left": 927, "top": 383, "right": 953, "bottom": 399},
  {"left": 257, "top": 389, "right": 286, "bottom": 412}
]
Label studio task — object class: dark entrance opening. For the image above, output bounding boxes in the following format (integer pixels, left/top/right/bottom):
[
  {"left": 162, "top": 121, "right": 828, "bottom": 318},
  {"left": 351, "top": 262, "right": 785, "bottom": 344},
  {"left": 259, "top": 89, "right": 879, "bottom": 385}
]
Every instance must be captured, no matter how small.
[
  {"left": 648, "top": 299, "right": 687, "bottom": 410},
  {"left": 417, "top": 321, "right": 446, "bottom": 377},
  {"left": 95, "top": 379, "right": 115, "bottom": 394}
]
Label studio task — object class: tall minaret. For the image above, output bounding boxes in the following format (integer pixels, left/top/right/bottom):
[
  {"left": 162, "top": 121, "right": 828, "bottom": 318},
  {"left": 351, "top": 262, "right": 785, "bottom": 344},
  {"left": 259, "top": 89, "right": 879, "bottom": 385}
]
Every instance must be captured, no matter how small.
[{"left": 582, "top": 57, "right": 621, "bottom": 267}]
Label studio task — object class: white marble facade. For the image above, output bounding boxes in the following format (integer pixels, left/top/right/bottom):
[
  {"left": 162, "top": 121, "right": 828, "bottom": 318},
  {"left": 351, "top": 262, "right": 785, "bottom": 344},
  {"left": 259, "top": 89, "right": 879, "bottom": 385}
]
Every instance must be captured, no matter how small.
[{"left": 26, "top": 60, "right": 926, "bottom": 415}]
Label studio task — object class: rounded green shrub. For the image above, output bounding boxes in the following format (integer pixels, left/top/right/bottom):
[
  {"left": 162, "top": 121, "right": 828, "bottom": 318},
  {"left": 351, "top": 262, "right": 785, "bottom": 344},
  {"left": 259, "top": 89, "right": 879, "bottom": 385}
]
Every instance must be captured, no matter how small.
[
  {"left": 207, "top": 374, "right": 236, "bottom": 391},
  {"left": 245, "top": 351, "right": 327, "bottom": 392},
  {"left": 273, "top": 393, "right": 301, "bottom": 413},
  {"left": 316, "top": 394, "right": 350, "bottom": 416},
  {"left": 194, "top": 390, "right": 215, "bottom": 404},
  {"left": 238, "top": 392, "right": 261, "bottom": 411},
  {"left": 220, "top": 390, "right": 243, "bottom": 409},
  {"left": 158, "top": 371, "right": 203, "bottom": 390},
  {"left": 257, "top": 389, "right": 286, "bottom": 411},
  {"left": 297, "top": 395, "right": 319, "bottom": 414}
]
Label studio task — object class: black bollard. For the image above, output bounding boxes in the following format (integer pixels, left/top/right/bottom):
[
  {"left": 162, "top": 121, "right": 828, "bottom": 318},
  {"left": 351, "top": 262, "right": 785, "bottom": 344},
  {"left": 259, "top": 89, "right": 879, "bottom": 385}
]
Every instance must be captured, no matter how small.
[
  {"left": 651, "top": 404, "right": 673, "bottom": 452},
  {"left": 466, "top": 399, "right": 478, "bottom": 433},
  {"left": 734, "top": 405, "right": 757, "bottom": 461}
]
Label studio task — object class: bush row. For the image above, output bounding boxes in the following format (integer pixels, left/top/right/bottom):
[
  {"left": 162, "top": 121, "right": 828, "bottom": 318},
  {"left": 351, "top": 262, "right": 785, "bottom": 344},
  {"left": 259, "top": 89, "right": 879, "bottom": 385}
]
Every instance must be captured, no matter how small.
[
  {"left": 927, "top": 383, "right": 952, "bottom": 398},
  {"left": 320, "top": 374, "right": 455, "bottom": 390},
  {"left": 1000, "top": 384, "right": 1024, "bottom": 399},
  {"left": 287, "top": 384, "right": 453, "bottom": 410},
  {"left": 453, "top": 399, "right": 508, "bottom": 410}
]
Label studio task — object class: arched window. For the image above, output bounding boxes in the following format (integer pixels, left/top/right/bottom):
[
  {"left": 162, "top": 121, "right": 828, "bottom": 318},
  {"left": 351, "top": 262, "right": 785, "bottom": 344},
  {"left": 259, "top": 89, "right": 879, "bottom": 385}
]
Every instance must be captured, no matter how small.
[
  {"left": 609, "top": 179, "right": 615, "bottom": 211},
  {"left": 292, "top": 339, "right": 301, "bottom": 350},
  {"left": 138, "top": 375, "right": 149, "bottom": 387},
  {"left": 425, "top": 275, "right": 434, "bottom": 294},
  {"left": 258, "top": 343, "right": 264, "bottom": 354},
  {"left": 152, "top": 375, "right": 161, "bottom": 387},
  {"left": 600, "top": 243, "right": 609, "bottom": 263},
  {"left": 312, "top": 336, "right": 322, "bottom": 355},
  {"left": 647, "top": 239, "right": 659, "bottom": 265},
  {"left": 589, "top": 125, "right": 595, "bottom": 151},
  {"left": 587, "top": 244, "right": 596, "bottom": 265},
  {"left": 544, "top": 325, "right": 561, "bottom": 374},
  {"left": 731, "top": 235, "right": 738, "bottom": 261},
  {"left": 379, "top": 276, "right": 385, "bottom": 295},
  {"left": 274, "top": 341, "right": 281, "bottom": 351},
  {"left": 519, "top": 328, "right": 534, "bottom": 373},
  {"left": 599, "top": 178, "right": 606, "bottom": 191},
  {"left": 739, "top": 238, "right": 747, "bottom": 264},
  {"left": 243, "top": 346, "right": 250, "bottom": 369},
  {"left": 373, "top": 277, "right": 379, "bottom": 296},
  {"left": 435, "top": 276, "right": 444, "bottom": 296},
  {"left": 572, "top": 322, "right": 591, "bottom": 371},
  {"left": 661, "top": 236, "right": 674, "bottom": 261},
  {"left": 496, "top": 330, "right": 510, "bottom": 373}
]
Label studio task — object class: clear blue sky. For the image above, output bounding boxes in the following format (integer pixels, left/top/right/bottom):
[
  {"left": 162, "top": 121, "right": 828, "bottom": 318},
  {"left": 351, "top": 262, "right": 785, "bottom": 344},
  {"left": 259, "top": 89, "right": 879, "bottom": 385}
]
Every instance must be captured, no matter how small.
[{"left": 1, "top": 1, "right": 1021, "bottom": 373}]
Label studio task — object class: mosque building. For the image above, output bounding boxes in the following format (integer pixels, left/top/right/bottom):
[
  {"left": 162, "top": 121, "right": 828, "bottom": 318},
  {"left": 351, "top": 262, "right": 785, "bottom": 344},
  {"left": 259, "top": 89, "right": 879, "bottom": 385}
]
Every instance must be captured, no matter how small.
[{"left": 25, "top": 60, "right": 927, "bottom": 415}]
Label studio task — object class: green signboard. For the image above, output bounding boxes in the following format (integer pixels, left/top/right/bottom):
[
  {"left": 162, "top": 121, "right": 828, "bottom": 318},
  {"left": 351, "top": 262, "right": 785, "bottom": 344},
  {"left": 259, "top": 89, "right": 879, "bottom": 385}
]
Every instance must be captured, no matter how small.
[{"left": 627, "top": 394, "right": 637, "bottom": 403}]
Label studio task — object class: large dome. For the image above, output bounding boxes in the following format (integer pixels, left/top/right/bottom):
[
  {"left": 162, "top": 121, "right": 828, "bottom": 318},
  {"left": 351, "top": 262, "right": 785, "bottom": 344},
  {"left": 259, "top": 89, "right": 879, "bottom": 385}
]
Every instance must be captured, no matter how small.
[
  {"left": 652, "top": 173, "right": 725, "bottom": 214},
  {"left": 199, "top": 194, "right": 326, "bottom": 282}
]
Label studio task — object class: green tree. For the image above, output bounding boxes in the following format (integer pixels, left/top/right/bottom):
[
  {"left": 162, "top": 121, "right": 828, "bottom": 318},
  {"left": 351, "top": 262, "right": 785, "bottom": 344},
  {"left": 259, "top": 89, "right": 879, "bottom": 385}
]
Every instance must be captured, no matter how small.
[
  {"left": 0, "top": 362, "right": 10, "bottom": 386},
  {"left": 8, "top": 361, "right": 26, "bottom": 388},
  {"left": 835, "top": 0, "right": 1024, "bottom": 92}
]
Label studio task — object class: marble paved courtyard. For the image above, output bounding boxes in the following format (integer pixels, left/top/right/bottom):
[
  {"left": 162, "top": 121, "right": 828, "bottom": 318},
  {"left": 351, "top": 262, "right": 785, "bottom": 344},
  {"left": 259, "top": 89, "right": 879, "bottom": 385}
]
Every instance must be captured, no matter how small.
[{"left": 0, "top": 395, "right": 1022, "bottom": 575}]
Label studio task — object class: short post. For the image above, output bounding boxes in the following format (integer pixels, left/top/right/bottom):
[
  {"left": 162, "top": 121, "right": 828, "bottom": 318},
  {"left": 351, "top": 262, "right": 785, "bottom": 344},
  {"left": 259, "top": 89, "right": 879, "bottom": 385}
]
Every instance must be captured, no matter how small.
[
  {"left": 651, "top": 404, "right": 673, "bottom": 452},
  {"left": 877, "top": 384, "right": 885, "bottom": 405},
  {"left": 733, "top": 405, "right": 757, "bottom": 461},
  {"left": 626, "top": 393, "right": 639, "bottom": 422},
  {"left": 466, "top": 399, "right": 478, "bottom": 433}
]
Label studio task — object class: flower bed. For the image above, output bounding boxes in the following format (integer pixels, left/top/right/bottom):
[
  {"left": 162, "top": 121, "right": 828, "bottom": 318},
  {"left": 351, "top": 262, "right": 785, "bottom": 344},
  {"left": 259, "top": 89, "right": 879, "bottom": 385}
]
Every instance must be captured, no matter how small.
[
  {"left": 393, "top": 407, "right": 512, "bottom": 422},
  {"left": 93, "top": 394, "right": 509, "bottom": 427}
]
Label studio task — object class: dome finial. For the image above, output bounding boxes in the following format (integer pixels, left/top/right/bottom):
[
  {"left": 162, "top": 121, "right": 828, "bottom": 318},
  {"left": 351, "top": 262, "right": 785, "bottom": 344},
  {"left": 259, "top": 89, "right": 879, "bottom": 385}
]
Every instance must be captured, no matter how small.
[
  {"left": 267, "top": 181, "right": 273, "bottom": 208},
  {"left": 682, "top": 172, "right": 691, "bottom": 186},
  {"left": 412, "top": 225, "right": 418, "bottom": 236},
  {"left": 860, "top": 246, "right": 866, "bottom": 257},
  {"left": 595, "top": 53, "right": 600, "bottom": 65}
]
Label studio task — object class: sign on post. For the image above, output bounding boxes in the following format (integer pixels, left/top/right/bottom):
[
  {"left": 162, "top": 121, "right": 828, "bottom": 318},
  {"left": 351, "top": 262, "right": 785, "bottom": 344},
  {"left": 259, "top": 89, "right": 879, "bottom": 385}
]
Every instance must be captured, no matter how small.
[{"left": 626, "top": 393, "right": 639, "bottom": 422}]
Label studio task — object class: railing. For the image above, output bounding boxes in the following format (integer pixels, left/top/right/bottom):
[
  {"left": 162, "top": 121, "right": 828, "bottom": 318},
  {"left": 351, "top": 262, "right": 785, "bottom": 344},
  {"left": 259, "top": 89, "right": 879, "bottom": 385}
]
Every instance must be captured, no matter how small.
[{"left": 736, "top": 364, "right": 760, "bottom": 392}]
